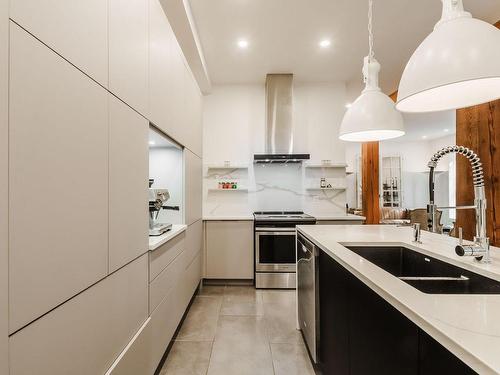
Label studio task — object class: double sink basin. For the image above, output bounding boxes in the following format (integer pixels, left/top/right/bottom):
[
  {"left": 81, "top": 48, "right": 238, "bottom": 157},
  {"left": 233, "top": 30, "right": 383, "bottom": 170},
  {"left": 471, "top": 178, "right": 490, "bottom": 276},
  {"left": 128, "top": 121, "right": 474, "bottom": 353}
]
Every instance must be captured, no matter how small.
[{"left": 345, "top": 245, "right": 500, "bottom": 294}]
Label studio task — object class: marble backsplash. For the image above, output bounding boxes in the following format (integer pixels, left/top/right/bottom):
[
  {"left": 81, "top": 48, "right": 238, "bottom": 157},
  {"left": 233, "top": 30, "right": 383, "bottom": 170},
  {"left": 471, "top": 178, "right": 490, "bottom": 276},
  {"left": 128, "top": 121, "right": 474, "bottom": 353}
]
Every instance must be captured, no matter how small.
[{"left": 203, "top": 163, "right": 348, "bottom": 217}]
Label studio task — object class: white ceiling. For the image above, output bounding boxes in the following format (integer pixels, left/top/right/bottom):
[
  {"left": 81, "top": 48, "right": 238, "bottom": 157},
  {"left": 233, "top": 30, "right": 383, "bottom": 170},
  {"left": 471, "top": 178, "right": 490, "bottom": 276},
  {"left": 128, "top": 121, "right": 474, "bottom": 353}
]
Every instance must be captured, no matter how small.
[
  {"left": 397, "top": 111, "right": 456, "bottom": 142},
  {"left": 188, "top": 0, "right": 500, "bottom": 93}
]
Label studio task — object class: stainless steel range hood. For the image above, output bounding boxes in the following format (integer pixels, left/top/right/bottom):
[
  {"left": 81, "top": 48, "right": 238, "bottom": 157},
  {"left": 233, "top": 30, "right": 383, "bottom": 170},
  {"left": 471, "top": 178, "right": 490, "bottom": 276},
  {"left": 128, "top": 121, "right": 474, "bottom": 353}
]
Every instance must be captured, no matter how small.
[{"left": 254, "top": 74, "right": 310, "bottom": 164}]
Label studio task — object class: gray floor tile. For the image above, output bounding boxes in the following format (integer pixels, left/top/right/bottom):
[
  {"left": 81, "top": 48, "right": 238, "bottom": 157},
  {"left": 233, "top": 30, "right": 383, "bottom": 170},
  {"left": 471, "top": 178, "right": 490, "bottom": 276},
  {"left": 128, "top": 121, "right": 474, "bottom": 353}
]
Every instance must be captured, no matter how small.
[
  {"left": 159, "top": 341, "right": 213, "bottom": 375},
  {"left": 220, "top": 286, "right": 264, "bottom": 316},
  {"left": 162, "top": 288, "right": 315, "bottom": 375},
  {"left": 270, "top": 343, "right": 315, "bottom": 375},
  {"left": 224, "top": 285, "right": 263, "bottom": 298},
  {"left": 198, "top": 285, "right": 226, "bottom": 297},
  {"left": 207, "top": 316, "right": 274, "bottom": 375},
  {"left": 263, "top": 301, "right": 303, "bottom": 344},
  {"left": 262, "top": 289, "right": 296, "bottom": 304},
  {"left": 175, "top": 296, "right": 221, "bottom": 341}
]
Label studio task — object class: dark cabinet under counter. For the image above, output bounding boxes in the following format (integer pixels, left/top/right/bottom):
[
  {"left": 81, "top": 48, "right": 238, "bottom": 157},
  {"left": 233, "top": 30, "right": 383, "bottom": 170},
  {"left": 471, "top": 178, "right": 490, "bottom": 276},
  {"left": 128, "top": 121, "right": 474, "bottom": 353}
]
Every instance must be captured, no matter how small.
[{"left": 318, "top": 250, "right": 477, "bottom": 375}]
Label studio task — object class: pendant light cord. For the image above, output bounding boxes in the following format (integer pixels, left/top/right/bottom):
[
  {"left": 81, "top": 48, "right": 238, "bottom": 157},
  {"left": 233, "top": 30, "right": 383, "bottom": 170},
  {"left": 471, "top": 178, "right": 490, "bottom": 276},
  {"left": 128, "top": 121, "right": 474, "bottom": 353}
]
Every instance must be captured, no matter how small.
[{"left": 368, "top": 0, "right": 374, "bottom": 62}]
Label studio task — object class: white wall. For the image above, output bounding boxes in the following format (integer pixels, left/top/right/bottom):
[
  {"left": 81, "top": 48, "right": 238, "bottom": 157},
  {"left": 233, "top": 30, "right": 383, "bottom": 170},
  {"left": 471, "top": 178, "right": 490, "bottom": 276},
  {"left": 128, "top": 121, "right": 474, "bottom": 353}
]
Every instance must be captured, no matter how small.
[
  {"left": 149, "top": 146, "right": 184, "bottom": 224},
  {"left": 380, "top": 134, "right": 456, "bottom": 224},
  {"left": 202, "top": 82, "right": 349, "bottom": 217}
]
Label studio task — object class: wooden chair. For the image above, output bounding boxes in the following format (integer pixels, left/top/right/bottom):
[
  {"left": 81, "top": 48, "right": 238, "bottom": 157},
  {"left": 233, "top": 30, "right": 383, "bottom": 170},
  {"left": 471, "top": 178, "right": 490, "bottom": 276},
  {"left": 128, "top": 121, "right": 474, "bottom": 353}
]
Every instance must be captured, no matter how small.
[{"left": 409, "top": 208, "right": 443, "bottom": 233}]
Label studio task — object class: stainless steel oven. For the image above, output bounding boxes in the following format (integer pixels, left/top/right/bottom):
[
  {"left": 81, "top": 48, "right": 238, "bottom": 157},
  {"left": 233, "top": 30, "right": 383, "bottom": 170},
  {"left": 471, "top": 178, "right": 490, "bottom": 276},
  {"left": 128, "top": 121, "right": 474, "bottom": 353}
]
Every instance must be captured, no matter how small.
[
  {"left": 254, "top": 211, "right": 316, "bottom": 289},
  {"left": 255, "top": 227, "right": 297, "bottom": 272}
]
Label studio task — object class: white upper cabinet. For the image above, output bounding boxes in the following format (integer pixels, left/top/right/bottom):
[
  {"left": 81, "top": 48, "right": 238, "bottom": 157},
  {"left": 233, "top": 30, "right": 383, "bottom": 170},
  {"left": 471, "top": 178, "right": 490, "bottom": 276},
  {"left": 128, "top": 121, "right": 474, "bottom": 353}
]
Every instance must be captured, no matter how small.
[
  {"left": 109, "top": 95, "right": 149, "bottom": 273},
  {"left": 109, "top": 0, "right": 149, "bottom": 115},
  {"left": 184, "top": 70, "right": 203, "bottom": 157},
  {"left": 184, "top": 150, "right": 202, "bottom": 225},
  {"left": 9, "top": 24, "right": 109, "bottom": 333},
  {"left": 148, "top": 0, "right": 203, "bottom": 151},
  {"left": 10, "top": 0, "right": 108, "bottom": 86},
  {"left": 149, "top": 0, "right": 175, "bottom": 134}
]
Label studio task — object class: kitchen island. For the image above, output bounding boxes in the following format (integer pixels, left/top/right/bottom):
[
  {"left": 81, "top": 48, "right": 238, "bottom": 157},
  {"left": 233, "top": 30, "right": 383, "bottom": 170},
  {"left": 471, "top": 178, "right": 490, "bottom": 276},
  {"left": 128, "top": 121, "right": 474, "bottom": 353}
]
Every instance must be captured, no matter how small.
[{"left": 297, "top": 225, "right": 500, "bottom": 375}]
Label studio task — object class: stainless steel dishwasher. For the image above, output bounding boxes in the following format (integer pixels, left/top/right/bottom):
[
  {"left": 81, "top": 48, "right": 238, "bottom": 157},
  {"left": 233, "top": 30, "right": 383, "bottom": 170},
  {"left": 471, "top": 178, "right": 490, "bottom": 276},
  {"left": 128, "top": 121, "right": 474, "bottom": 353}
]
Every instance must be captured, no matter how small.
[{"left": 297, "top": 232, "right": 319, "bottom": 363}]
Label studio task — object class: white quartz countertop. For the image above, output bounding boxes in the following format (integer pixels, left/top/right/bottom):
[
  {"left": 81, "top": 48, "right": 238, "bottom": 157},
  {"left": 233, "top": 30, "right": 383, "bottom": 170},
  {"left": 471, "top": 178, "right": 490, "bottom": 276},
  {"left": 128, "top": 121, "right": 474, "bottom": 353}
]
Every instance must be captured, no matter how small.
[
  {"left": 202, "top": 214, "right": 365, "bottom": 221},
  {"left": 308, "top": 213, "right": 365, "bottom": 221},
  {"left": 148, "top": 225, "right": 187, "bottom": 251},
  {"left": 296, "top": 224, "right": 500, "bottom": 374},
  {"left": 203, "top": 215, "right": 254, "bottom": 221}
]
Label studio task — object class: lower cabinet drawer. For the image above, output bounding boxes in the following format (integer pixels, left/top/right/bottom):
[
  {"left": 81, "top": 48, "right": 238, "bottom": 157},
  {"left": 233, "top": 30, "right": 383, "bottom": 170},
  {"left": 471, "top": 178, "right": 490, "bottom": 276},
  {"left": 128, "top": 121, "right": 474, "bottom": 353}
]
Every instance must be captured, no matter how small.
[
  {"left": 105, "top": 318, "right": 155, "bottom": 375},
  {"left": 9, "top": 254, "right": 149, "bottom": 375},
  {"left": 149, "top": 250, "right": 185, "bottom": 314},
  {"left": 185, "top": 220, "right": 202, "bottom": 267},
  {"left": 106, "top": 286, "right": 182, "bottom": 375},
  {"left": 109, "top": 253, "right": 202, "bottom": 375},
  {"left": 149, "top": 231, "right": 185, "bottom": 282}
]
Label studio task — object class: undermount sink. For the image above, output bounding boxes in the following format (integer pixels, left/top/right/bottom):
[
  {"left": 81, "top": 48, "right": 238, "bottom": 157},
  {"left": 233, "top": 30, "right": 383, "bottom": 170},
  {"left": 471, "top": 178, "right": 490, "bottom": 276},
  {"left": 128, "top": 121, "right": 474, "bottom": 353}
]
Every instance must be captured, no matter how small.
[{"left": 345, "top": 245, "right": 500, "bottom": 294}]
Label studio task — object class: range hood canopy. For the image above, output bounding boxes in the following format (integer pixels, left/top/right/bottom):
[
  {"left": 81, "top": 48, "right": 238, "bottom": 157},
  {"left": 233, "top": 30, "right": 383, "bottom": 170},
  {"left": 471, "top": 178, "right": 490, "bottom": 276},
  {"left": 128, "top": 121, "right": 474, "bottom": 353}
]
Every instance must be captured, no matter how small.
[
  {"left": 254, "top": 74, "right": 310, "bottom": 163},
  {"left": 254, "top": 153, "right": 310, "bottom": 164}
]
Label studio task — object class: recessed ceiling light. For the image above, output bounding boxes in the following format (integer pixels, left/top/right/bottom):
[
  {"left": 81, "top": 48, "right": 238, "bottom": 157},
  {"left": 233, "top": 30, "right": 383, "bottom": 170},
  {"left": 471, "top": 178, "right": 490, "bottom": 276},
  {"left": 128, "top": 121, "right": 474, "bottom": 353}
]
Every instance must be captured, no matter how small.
[
  {"left": 319, "top": 39, "right": 331, "bottom": 48},
  {"left": 345, "top": 103, "right": 352, "bottom": 109},
  {"left": 149, "top": 141, "right": 155, "bottom": 146},
  {"left": 443, "top": 128, "right": 449, "bottom": 132},
  {"left": 422, "top": 135, "right": 428, "bottom": 139},
  {"left": 237, "top": 39, "right": 249, "bottom": 49}
]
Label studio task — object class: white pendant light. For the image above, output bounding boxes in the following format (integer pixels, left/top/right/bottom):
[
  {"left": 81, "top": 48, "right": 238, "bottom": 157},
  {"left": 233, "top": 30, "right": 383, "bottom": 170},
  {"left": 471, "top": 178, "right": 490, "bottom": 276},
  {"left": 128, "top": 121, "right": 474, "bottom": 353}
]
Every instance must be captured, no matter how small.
[
  {"left": 397, "top": 0, "right": 500, "bottom": 113},
  {"left": 339, "top": 0, "right": 404, "bottom": 142}
]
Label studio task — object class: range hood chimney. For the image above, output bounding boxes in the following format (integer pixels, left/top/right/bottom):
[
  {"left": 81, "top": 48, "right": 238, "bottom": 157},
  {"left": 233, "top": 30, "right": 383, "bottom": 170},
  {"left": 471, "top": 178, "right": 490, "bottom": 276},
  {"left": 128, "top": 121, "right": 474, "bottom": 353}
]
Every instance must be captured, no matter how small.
[{"left": 254, "top": 74, "right": 310, "bottom": 163}]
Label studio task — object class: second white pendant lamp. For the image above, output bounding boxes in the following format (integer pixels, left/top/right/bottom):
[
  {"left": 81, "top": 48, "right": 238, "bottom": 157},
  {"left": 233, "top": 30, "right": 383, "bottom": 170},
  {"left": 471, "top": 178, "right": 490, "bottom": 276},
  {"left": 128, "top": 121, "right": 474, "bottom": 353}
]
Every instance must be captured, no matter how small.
[
  {"left": 397, "top": 0, "right": 500, "bottom": 113},
  {"left": 339, "top": 0, "right": 404, "bottom": 142}
]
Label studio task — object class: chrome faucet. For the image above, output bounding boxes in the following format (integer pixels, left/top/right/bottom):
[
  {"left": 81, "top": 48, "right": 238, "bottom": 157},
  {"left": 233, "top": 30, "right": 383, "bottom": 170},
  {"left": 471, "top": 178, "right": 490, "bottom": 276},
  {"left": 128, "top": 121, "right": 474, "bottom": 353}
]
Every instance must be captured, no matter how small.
[
  {"left": 412, "top": 223, "right": 422, "bottom": 244},
  {"left": 427, "top": 146, "right": 490, "bottom": 263}
]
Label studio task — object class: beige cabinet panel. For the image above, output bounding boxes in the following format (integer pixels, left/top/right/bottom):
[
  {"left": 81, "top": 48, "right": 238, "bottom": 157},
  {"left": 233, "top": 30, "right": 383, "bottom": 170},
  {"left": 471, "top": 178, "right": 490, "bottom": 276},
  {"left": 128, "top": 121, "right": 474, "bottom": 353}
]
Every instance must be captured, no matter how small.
[
  {"left": 205, "top": 221, "right": 254, "bottom": 279},
  {"left": 109, "top": 95, "right": 149, "bottom": 273},
  {"left": 148, "top": 0, "right": 175, "bottom": 133},
  {"left": 149, "top": 231, "right": 185, "bottom": 282},
  {"left": 185, "top": 219, "right": 203, "bottom": 267},
  {"left": 9, "top": 24, "right": 109, "bottom": 333},
  {"left": 105, "top": 318, "right": 155, "bottom": 375},
  {"left": 9, "top": 255, "right": 149, "bottom": 375},
  {"left": 183, "top": 71, "right": 202, "bottom": 157},
  {"left": 181, "top": 252, "right": 202, "bottom": 306},
  {"left": 109, "top": 0, "right": 148, "bottom": 114},
  {"left": 0, "top": 0, "right": 7, "bottom": 372},
  {"left": 185, "top": 150, "right": 202, "bottom": 225},
  {"left": 149, "top": 286, "right": 184, "bottom": 369},
  {"left": 149, "top": 249, "right": 184, "bottom": 314},
  {"left": 10, "top": 0, "right": 108, "bottom": 85}
]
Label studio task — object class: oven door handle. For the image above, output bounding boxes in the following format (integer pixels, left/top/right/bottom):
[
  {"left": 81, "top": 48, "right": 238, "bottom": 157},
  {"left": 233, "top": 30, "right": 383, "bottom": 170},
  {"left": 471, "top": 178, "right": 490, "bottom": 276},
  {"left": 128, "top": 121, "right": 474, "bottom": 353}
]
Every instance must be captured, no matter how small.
[
  {"left": 256, "top": 231, "right": 296, "bottom": 236},
  {"left": 255, "top": 227, "right": 296, "bottom": 232}
]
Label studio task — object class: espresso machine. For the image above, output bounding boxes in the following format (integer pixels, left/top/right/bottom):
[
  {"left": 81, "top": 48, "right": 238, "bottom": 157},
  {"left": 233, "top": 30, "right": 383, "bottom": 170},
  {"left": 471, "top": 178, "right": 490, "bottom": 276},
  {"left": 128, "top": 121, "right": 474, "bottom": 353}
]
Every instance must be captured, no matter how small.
[{"left": 149, "top": 179, "right": 179, "bottom": 236}]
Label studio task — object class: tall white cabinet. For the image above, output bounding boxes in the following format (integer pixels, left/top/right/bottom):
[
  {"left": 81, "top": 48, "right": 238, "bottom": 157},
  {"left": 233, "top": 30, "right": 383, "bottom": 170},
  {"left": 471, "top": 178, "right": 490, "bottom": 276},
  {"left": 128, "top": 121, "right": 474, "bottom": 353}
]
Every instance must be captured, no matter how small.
[
  {"left": 5, "top": 0, "right": 204, "bottom": 373},
  {"left": 109, "top": 95, "right": 149, "bottom": 273},
  {"left": 9, "top": 24, "right": 109, "bottom": 333},
  {"left": 10, "top": 0, "right": 109, "bottom": 86},
  {"left": 109, "top": 0, "right": 149, "bottom": 115}
]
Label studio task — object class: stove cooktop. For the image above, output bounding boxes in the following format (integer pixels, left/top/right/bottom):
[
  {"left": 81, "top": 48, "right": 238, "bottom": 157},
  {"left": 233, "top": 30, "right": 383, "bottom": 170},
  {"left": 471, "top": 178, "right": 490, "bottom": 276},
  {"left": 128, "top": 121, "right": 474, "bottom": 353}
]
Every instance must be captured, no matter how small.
[{"left": 253, "top": 211, "right": 316, "bottom": 223}]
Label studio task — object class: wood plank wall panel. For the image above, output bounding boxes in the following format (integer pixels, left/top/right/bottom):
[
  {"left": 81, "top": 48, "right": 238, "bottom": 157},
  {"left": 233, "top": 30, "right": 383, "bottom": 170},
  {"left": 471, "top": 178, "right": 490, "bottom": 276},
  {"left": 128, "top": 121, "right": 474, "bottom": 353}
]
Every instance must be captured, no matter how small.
[
  {"left": 456, "top": 20, "right": 500, "bottom": 245},
  {"left": 362, "top": 142, "right": 380, "bottom": 224},
  {"left": 456, "top": 100, "right": 500, "bottom": 244}
]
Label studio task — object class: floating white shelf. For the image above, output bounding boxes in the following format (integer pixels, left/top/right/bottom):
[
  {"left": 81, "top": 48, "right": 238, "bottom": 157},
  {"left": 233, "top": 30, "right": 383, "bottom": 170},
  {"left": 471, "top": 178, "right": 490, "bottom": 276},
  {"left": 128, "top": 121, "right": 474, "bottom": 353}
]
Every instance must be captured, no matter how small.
[
  {"left": 205, "top": 163, "right": 249, "bottom": 169},
  {"left": 306, "top": 187, "right": 346, "bottom": 191},
  {"left": 305, "top": 162, "right": 348, "bottom": 168},
  {"left": 207, "top": 188, "right": 249, "bottom": 192}
]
